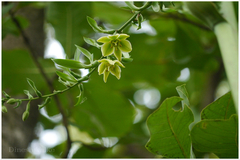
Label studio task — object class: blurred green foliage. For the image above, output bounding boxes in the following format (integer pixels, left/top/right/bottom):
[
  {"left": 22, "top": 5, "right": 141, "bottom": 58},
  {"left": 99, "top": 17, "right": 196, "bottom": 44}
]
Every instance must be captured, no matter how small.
[{"left": 2, "top": 1, "right": 238, "bottom": 158}]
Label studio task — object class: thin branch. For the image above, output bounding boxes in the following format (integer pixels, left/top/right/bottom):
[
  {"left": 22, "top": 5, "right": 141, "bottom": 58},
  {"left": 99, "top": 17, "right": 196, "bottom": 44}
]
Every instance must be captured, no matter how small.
[
  {"left": 150, "top": 12, "right": 211, "bottom": 31},
  {"left": 9, "top": 10, "right": 72, "bottom": 158},
  {"left": 116, "top": 2, "right": 152, "bottom": 33}
]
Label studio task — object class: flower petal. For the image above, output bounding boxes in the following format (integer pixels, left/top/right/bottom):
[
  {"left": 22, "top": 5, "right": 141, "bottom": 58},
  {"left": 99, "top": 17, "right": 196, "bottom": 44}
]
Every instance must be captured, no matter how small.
[
  {"left": 114, "top": 47, "right": 122, "bottom": 61},
  {"left": 102, "top": 42, "right": 114, "bottom": 56},
  {"left": 108, "top": 34, "right": 119, "bottom": 40},
  {"left": 97, "top": 36, "right": 111, "bottom": 43},
  {"left": 114, "top": 60, "right": 125, "bottom": 68},
  {"left": 110, "top": 65, "right": 121, "bottom": 79},
  {"left": 119, "top": 40, "right": 132, "bottom": 52},
  {"left": 98, "top": 62, "right": 107, "bottom": 75},
  {"left": 118, "top": 34, "right": 130, "bottom": 40},
  {"left": 103, "top": 70, "right": 110, "bottom": 83}
]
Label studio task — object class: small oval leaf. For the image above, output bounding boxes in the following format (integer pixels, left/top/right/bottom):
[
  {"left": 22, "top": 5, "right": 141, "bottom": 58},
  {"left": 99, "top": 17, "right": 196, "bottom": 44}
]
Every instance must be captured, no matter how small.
[
  {"left": 125, "top": 1, "right": 141, "bottom": 11},
  {"left": 75, "top": 44, "right": 93, "bottom": 62},
  {"left": 83, "top": 37, "right": 101, "bottom": 49},
  {"left": 26, "top": 78, "right": 42, "bottom": 97},
  {"left": 87, "top": 16, "right": 115, "bottom": 34},
  {"left": 38, "top": 97, "right": 52, "bottom": 110},
  {"left": 56, "top": 71, "right": 78, "bottom": 83},
  {"left": 24, "top": 90, "right": 33, "bottom": 99},
  {"left": 52, "top": 59, "right": 86, "bottom": 69},
  {"left": 151, "top": 2, "right": 160, "bottom": 12}
]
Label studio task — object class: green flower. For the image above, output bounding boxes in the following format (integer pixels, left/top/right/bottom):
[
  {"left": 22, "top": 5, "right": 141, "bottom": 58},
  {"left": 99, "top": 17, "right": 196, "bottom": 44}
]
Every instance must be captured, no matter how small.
[
  {"left": 98, "top": 59, "right": 125, "bottom": 83},
  {"left": 97, "top": 34, "right": 132, "bottom": 61}
]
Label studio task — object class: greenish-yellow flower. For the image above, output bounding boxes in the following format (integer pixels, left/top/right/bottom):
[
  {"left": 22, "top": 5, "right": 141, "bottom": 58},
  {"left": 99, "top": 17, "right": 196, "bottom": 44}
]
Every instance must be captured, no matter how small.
[
  {"left": 97, "top": 34, "right": 132, "bottom": 61},
  {"left": 98, "top": 59, "right": 125, "bottom": 83}
]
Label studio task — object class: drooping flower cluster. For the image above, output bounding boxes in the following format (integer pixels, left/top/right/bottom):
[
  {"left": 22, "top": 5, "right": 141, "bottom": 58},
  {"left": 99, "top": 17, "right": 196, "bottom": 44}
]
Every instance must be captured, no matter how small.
[
  {"left": 97, "top": 34, "right": 132, "bottom": 83},
  {"left": 98, "top": 59, "right": 125, "bottom": 83},
  {"left": 97, "top": 34, "right": 132, "bottom": 61}
]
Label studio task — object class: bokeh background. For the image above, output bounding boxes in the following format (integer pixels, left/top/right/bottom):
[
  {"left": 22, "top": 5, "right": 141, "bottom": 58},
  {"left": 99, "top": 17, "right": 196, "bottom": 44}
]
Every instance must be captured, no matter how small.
[{"left": 2, "top": 2, "right": 238, "bottom": 158}]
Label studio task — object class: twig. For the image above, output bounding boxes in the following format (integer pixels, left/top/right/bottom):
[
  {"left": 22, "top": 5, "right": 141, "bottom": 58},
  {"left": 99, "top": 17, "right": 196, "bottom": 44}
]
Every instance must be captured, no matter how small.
[
  {"left": 9, "top": 9, "right": 72, "bottom": 158},
  {"left": 150, "top": 12, "right": 211, "bottom": 31}
]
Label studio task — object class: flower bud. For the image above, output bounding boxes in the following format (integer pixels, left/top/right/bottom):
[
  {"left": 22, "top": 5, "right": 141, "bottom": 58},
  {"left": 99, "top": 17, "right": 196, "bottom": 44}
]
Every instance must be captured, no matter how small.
[
  {"left": 2, "top": 106, "right": 7, "bottom": 113},
  {"left": 22, "top": 111, "right": 29, "bottom": 121},
  {"left": 6, "top": 98, "right": 19, "bottom": 105}
]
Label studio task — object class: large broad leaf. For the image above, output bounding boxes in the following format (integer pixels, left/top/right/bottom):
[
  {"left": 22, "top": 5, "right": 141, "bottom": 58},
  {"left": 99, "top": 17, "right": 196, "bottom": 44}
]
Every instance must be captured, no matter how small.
[
  {"left": 191, "top": 91, "right": 238, "bottom": 158},
  {"left": 146, "top": 96, "right": 194, "bottom": 158},
  {"left": 201, "top": 92, "right": 236, "bottom": 120},
  {"left": 71, "top": 79, "right": 135, "bottom": 138},
  {"left": 46, "top": 2, "right": 92, "bottom": 58},
  {"left": 191, "top": 114, "right": 238, "bottom": 158}
]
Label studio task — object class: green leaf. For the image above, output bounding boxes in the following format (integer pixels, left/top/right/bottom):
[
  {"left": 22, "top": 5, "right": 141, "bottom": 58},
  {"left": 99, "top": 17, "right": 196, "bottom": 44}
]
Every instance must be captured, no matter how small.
[
  {"left": 83, "top": 37, "right": 101, "bottom": 49},
  {"left": 2, "top": 3, "right": 15, "bottom": 15},
  {"left": 72, "top": 144, "right": 107, "bottom": 158},
  {"left": 201, "top": 92, "right": 236, "bottom": 120},
  {"left": 137, "top": 14, "right": 143, "bottom": 30},
  {"left": 146, "top": 97, "right": 194, "bottom": 158},
  {"left": 13, "top": 100, "right": 22, "bottom": 109},
  {"left": 26, "top": 78, "right": 42, "bottom": 97},
  {"left": 75, "top": 44, "right": 93, "bottom": 63},
  {"left": 92, "top": 2, "right": 132, "bottom": 26},
  {"left": 74, "top": 84, "right": 84, "bottom": 106},
  {"left": 52, "top": 59, "right": 86, "bottom": 69},
  {"left": 56, "top": 71, "right": 77, "bottom": 83},
  {"left": 70, "top": 71, "right": 82, "bottom": 79},
  {"left": 87, "top": 16, "right": 114, "bottom": 34},
  {"left": 191, "top": 114, "right": 238, "bottom": 158},
  {"left": 74, "top": 47, "right": 81, "bottom": 61},
  {"left": 87, "top": 16, "right": 104, "bottom": 33},
  {"left": 2, "top": 91, "right": 11, "bottom": 99},
  {"left": 23, "top": 90, "right": 33, "bottom": 99},
  {"left": 2, "top": 16, "right": 29, "bottom": 39},
  {"left": 151, "top": 2, "right": 160, "bottom": 12},
  {"left": 71, "top": 81, "right": 135, "bottom": 138},
  {"left": 46, "top": 2, "right": 93, "bottom": 58},
  {"left": 125, "top": 1, "right": 141, "bottom": 11},
  {"left": 38, "top": 97, "right": 52, "bottom": 110},
  {"left": 176, "top": 84, "right": 190, "bottom": 107}
]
